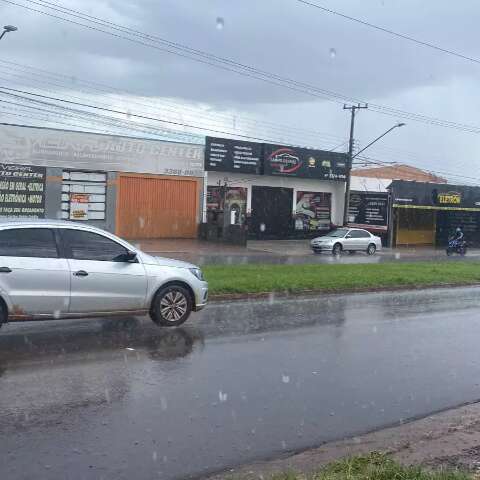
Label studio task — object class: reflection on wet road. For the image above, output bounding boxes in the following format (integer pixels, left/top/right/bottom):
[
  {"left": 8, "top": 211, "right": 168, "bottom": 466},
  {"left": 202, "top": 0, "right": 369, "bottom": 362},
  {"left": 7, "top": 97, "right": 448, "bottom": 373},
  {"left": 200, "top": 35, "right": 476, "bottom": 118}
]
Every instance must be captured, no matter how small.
[{"left": 2, "top": 287, "right": 480, "bottom": 479}]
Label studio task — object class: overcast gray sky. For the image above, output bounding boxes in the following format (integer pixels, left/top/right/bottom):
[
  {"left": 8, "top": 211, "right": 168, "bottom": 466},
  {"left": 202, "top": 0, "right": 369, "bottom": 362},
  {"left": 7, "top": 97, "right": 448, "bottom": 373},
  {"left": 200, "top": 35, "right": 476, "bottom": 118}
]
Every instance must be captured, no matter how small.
[{"left": 0, "top": 0, "right": 479, "bottom": 182}]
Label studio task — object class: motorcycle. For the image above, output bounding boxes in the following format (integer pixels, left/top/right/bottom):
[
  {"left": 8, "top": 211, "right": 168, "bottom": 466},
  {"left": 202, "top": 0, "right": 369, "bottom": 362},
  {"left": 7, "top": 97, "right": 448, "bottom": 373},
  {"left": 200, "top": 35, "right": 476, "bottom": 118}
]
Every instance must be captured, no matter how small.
[{"left": 446, "top": 237, "right": 467, "bottom": 256}]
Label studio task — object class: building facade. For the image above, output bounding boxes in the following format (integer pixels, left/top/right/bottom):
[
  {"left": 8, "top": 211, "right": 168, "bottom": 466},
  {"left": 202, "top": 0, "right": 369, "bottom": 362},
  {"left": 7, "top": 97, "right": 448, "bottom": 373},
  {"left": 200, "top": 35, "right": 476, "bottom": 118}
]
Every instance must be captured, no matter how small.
[
  {"left": 204, "top": 136, "right": 348, "bottom": 239},
  {"left": 0, "top": 123, "right": 204, "bottom": 239}
]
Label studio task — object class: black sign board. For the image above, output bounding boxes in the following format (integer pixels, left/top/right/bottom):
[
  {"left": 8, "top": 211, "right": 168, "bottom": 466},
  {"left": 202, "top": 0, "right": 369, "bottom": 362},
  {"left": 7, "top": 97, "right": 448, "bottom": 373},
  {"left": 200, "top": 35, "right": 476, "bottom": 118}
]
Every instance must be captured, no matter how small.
[
  {"left": 348, "top": 192, "right": 389, "bottom": 230},
  {"left": 391, "top": 180, "right": 480, "bottom": 210},
  {"left": 205, "top": 137, "right": 262, "bottom": 174},
  {"left": 0, "top": 163, "right": 46, "bottom": 218},
  {"left": 263, "top": 144, "right": 347, "bottom": 181}
]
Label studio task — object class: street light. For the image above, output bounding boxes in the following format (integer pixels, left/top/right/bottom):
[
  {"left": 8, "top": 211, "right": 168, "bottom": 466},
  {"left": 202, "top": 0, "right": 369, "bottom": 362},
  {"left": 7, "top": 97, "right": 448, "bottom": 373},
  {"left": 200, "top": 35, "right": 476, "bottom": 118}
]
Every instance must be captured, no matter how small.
[
  {"left": 352, "top": 122, "right": 406, "bottom": 160},
  {"left": 0, "top": 25, "right": 18, "bottom": 41},
  {"left": 343, "top": 121, "right": 406, "bottom": 225}
]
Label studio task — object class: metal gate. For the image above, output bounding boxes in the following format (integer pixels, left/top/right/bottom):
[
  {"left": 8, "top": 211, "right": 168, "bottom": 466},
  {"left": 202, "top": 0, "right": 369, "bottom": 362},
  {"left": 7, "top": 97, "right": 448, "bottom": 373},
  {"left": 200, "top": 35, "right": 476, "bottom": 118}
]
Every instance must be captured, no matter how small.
[{"left": 116, "top": 174, "right": 199, "bottom": 239}]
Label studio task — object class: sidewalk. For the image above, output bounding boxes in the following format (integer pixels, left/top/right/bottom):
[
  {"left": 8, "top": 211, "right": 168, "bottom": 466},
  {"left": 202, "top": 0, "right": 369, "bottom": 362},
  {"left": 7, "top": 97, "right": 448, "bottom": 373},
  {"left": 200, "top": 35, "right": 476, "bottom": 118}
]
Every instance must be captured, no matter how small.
[
  {"left": 204, "top": 401, "right": 480, "bottom": 479},
  {"left": 131, "top": 238, "right": 480, "bottom": 265}
]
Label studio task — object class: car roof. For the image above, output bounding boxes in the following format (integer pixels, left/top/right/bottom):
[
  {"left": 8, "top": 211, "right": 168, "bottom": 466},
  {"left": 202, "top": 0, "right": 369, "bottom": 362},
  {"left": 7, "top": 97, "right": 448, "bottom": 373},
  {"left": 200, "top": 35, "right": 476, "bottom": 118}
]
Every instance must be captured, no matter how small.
[{"left": 0, "top": 218, "right": 85, "bottom": 228}]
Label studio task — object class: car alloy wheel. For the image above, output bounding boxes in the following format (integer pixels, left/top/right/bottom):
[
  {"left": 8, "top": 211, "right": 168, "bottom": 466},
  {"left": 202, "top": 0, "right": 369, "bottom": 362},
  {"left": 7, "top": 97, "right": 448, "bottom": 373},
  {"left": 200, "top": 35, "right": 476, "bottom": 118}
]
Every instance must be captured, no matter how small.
[
  {"left": 367, "top": 244, "right": 376, "bottom": 255},
  {"left": 332, "top": 243, "right": 342, "bottom": 255},
  {"left": 151, "top": 285, "right": 193, "bottom": 327}
]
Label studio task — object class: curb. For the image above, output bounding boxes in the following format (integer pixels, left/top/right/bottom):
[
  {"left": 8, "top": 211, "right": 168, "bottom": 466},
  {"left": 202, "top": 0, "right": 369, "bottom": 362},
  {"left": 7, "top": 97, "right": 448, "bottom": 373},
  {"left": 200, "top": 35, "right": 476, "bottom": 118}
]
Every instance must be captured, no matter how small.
[{"left": 209, "top": 281, "right": 480, "bottom": 302}]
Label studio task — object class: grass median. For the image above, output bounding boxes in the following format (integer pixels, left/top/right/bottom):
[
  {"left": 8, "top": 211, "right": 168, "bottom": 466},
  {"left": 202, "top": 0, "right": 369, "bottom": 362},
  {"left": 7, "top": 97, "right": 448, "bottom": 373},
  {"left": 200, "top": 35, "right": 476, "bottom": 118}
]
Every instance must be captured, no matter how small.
[
  {"left": 204, "top": 261, "right": 480, "bottom": 296},
  {"left": 269, "top": 453, "right": 470, "bottom": 479}
]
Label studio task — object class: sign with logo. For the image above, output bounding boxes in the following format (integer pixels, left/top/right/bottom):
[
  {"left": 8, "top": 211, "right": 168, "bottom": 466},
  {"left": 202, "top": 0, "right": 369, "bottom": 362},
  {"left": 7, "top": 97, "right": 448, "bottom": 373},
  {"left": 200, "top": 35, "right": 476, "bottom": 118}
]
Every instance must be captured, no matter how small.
[
  {"left": 436, "top": 191, "right": 461, "bottom": 205},
  {"left": 391, "top": 181, "right": 480, "bottom": 211},
  {"left": 348, "top": 192, "right": 389, "bottom": 230},
  {"left": 205, "top": 137, "right": 262, "bottom": 174},
  {"left": 263, "top": 144, "right": 347, "bottom": 180},
  {"left": 70, "top": 193, "right": 89, "bottom": 220},
  {"left": 0, "top": 163, "right": 46, "bottom": 218}
]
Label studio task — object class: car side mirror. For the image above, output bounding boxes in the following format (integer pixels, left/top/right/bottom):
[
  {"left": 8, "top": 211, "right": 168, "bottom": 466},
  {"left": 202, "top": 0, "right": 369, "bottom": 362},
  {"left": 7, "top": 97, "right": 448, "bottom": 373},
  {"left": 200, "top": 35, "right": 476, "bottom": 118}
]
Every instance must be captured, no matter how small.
[
  {"left": 125, "top": 251, "right": 138, "bottom": 263},
  {"left": 115, "top": 251, "right": 138, "bottom": 263},
  {"left": 345, "top": 234, "right": 352, "bottom": 238}
]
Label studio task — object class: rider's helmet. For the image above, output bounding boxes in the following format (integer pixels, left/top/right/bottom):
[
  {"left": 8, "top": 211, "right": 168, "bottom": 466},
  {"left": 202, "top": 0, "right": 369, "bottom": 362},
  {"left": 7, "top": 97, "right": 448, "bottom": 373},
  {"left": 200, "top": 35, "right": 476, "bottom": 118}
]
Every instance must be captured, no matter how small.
[{"left": 456, "top": 227, "right": 462, "bottom": 233}]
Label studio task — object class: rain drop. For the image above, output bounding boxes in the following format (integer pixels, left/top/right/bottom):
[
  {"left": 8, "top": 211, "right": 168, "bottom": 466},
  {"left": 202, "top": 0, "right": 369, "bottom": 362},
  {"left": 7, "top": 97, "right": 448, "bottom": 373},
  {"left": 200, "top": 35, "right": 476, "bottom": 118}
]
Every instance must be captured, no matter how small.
[
  {"left": 152, "top": 451, "right": 158, "bottom": 462},
  {"left": 219, "top": 391, "right": 228, "bottom": 403},
  {"left": 160, "top": 396, "right": 168, "bottom": 411},
  {"left": 282, "top": 374, "right": 290, "bottom": 384},
  {"left": 53, "top": 310, "right": 61, "bottom": 319},
  {"left": 329, "top": 47, "right": 337, "bottom": 59},
  {"left": 216, "top": 17, "right": 225, "bottom": 30}
]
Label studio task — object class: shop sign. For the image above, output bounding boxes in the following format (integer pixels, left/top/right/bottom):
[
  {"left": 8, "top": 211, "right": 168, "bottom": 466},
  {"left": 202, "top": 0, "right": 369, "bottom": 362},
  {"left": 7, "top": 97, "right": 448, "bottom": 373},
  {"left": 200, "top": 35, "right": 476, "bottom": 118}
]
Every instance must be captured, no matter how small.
[
  {"left": 0, "top": 163, "right": 46, "bottom": 218},
  {"left": 437, "top": 191, "right": 461, "bottom": 205},
  {"left": 295, "top": 191, "right": 331, "bottom": 231},
  {"left": 348, "top": 192, "right": 389, "bottom": 230},
  {"left": 391, "top": 181, "right": 480, "bottom": 211},
  {"left": 0, "top": 124, "right": 204, "bottom": 177},
  {"left": 205, "top": 137, "right": 262, "bottom": 174},
  {"left": 264, "top": 144, "right": 347, "bottom": 181},
  {"left": 70, "top": 193, "right": 89, "bottom": 220}
]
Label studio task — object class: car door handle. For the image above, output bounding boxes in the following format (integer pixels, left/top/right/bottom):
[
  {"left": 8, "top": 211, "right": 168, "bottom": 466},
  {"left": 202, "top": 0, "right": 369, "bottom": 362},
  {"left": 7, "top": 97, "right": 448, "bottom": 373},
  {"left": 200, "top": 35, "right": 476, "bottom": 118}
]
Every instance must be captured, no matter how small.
[
  {"left": 0, "top": 266, "right": 11, "bottom": 273},
  {"left": 73, "top": 270, "right": 89, "bottom": 277}
]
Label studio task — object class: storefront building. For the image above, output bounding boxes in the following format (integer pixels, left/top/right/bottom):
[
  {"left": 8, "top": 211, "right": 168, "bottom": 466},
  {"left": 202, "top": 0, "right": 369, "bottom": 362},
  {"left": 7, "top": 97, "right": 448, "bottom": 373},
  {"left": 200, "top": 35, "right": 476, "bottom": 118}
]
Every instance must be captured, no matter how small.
[
  {"left": 389, "top": 180, "right": 480, "bottom": 247},
  {"left": 0, "top": 123, "right": 204, "bottom": 239},
  {"left": 204, "top": 136, "right": 347, "bottom": 239}
]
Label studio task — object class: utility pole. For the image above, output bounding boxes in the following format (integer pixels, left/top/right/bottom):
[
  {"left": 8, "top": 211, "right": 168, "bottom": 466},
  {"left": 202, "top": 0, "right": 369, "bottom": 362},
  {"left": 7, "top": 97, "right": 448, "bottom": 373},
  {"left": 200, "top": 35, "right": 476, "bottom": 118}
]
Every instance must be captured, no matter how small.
[{"left": 343, "top": 103, "right": 368, "bottom": 225}]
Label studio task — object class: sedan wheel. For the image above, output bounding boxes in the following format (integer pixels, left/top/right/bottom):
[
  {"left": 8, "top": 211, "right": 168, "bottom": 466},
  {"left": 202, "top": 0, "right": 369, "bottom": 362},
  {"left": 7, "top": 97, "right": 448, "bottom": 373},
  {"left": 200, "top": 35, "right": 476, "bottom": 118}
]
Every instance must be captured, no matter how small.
[
  {"left": 367, "top": 243, "right": 376, "bottom": 255},
  {"left": 151, "top": 285, "right": 193, "bottom": 327},
  {"left": 332, "top": 243, "right": 342, "bottom": 256}
]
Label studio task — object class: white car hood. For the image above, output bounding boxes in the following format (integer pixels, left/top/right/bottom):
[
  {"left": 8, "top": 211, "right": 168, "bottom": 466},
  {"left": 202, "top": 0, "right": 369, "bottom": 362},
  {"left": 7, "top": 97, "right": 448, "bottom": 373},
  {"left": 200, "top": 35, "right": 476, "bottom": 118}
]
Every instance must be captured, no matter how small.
[{"left": 142, "top": 253, "right": 198, "bottom": 269}]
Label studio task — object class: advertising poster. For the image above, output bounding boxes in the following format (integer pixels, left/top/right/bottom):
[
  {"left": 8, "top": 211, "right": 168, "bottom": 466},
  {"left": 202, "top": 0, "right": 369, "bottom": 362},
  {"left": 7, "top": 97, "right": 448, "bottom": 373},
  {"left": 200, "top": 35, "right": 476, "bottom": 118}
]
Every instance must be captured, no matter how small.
[
  {"left": 207, "top": 186, "right": 247, "bottom": 224},
  {"left": 70, "top": 193, "right": 90, "bottom": 220},
  {"left": 0, "top": 163, "right": 46, "bottom": 218},
  {"left": 264, "top": 144, "right": 347, "bottom": 181},
  {"left": 295, "top": 191, "right": 331, "bottom": 231},
  {"left": 348, "top": 192, "right": 389, "bottom": 230}
]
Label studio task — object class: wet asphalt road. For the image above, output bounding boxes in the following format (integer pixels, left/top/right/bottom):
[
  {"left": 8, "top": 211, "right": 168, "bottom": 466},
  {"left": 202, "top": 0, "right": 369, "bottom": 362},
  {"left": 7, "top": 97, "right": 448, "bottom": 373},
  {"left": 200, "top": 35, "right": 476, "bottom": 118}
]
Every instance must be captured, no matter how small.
[
  {"left": 2, "top": 288, "right": 480, "bottom": 479},
  {"left": 158, "top": 249, "right": 480, "bottom": 266}
]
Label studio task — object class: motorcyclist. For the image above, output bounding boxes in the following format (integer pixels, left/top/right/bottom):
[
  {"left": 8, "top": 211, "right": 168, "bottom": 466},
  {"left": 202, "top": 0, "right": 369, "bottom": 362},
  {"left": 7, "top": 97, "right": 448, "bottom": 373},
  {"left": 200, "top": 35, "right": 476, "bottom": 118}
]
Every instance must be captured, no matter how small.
[{"left": 455, "top": 227, "right": 464, "bottom": 242}]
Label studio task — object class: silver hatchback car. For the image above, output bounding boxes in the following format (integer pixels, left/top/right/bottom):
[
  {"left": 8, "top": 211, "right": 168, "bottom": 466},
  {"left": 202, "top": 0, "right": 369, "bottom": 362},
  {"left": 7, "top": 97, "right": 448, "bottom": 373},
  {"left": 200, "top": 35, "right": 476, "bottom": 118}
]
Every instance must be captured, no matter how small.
[
  {"left": 311, "top": 228, "right": 383, "bottom": 255},
  {"left": 0, "top": 220, "right": 208, "bottom": 328}
]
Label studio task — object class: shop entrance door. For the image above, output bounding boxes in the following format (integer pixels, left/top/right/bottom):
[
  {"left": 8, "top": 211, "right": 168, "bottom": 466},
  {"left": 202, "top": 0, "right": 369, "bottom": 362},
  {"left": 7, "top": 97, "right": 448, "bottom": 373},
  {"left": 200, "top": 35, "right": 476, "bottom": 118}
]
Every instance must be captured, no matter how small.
[
  {"left": 251, "top": 186, "right": 293, "bottom": 238},
  {"left": 396, "top": 208, "right": 436, "bottom": 246}
]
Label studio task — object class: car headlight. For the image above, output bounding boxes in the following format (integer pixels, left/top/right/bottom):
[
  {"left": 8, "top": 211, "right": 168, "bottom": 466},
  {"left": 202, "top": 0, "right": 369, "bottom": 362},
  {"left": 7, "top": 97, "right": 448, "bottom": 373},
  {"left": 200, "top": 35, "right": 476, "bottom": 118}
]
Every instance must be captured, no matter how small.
[{"left": 189, "top": 267, "right": 205, "bottom": 281}]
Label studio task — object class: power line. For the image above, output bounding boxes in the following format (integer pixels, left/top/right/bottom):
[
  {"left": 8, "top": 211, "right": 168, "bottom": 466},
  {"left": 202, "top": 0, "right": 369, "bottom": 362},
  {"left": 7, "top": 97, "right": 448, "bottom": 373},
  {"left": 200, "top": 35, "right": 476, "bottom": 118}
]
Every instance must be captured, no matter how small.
[
  {"left": 0, "top": 87, "right": 346, "bottom": 148},
  {"left": 0, "top": 60, "right": 348, "bottom": 147},
  {"left": 354, "top": 155, "right": 480, "bottom": 185},
  {"left": 4, "top": 0, "right": 480, "bottom": 135},
  {"left": 296, "top": 0, "right": 480, "bottom": 66}
]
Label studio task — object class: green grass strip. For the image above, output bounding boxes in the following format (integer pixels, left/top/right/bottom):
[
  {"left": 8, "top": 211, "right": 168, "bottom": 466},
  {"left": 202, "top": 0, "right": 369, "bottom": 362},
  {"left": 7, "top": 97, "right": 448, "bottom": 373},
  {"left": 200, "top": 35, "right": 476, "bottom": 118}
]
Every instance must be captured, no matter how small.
[
  {"left": 204, "top": 261, "right": 480, "bottom": 295},
  {"left": 270, "top": 452, "right": 470, "bottom": 479}
]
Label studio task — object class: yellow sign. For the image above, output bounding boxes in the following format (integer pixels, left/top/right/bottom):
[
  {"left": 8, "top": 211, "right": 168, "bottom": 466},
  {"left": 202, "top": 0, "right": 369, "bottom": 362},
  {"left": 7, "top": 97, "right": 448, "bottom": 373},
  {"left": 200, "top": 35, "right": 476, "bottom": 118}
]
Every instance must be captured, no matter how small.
[{"left": 438, "top": 192, "right": 461, "bottom": 204}]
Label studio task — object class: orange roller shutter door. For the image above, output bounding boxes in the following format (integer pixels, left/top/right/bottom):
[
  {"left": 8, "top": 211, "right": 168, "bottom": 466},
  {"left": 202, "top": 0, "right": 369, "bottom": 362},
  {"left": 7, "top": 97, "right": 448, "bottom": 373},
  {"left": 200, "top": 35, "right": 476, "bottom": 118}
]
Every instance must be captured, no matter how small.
[{"left": 116, "top": 174, "right": 199, "bottom": 239}]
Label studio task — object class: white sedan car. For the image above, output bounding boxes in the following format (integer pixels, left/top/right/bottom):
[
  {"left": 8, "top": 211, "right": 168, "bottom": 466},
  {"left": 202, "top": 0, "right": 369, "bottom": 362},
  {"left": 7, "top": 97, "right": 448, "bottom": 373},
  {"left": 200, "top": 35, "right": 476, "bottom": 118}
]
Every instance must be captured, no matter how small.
[
  {"left": 311, "top": 228, "right": 382, "bottom": 255},
  {"left": 0, "top": 220, "right": 208, "bottom": 328}
]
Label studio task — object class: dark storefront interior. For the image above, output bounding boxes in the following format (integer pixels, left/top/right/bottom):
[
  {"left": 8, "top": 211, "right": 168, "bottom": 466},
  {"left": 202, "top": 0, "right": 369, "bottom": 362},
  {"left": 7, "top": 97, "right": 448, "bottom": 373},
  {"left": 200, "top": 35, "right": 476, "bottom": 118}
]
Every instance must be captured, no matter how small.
[{"left": 251, "top": 186, "right": 293, "bottom": 238}]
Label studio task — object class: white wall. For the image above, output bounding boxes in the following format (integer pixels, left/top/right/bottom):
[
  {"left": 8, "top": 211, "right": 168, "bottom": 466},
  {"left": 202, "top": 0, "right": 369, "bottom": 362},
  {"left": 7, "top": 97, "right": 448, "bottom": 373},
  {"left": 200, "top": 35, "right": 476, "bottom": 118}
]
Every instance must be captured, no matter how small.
[{"left": 207, "top": 171, "right": 346, "bottom": 226}]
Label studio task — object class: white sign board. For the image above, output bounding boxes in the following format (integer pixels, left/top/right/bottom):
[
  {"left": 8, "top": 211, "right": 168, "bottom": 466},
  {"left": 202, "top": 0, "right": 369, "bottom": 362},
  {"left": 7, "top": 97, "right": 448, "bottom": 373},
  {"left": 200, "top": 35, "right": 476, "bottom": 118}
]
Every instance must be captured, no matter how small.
[{"left": 0, "top": 124, "right": 204, "bottom": 177}]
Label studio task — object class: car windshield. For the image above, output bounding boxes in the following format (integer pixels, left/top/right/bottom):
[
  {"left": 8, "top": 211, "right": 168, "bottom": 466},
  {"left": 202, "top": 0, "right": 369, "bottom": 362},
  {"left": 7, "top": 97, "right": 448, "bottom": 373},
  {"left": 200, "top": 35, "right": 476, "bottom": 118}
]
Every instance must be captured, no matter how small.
[{"left": 325, "top": 229, "right": 349, "bottom": 238}]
